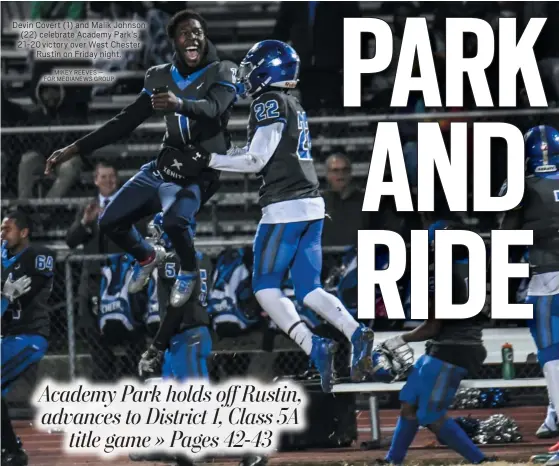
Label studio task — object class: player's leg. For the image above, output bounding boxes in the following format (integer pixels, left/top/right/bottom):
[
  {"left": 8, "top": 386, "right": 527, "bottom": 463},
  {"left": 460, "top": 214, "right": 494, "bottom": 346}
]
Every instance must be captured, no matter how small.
[
  {"left": 1, "top": 335, "right": 48, "bottom": 395},
  {"left": 538, "top": 401, "right": 559, "bottom": 439},
  {"left": 98, "top": 169, "right": 165, "bottom": 292},
  {"left": 160, "top": 183, "right": 201, "bottom": 308},
  {"left": 382, "top": 355, "right": 424, "bottom": 464},
  {"left": 252, "top": 221, "right": 337, "bottom": 393},
  {"left": 415, "top": 355, "right": 488, "bottom": 464},
  {"left": 1, "top": 335, "right": 48, "bottom": 465},
  {"left": 291, "top": 219, "right": 374, "bottom": 381},
  {"left": 168, "top": 326, "right": 212, "bottom": 382},
  {"left": 528, "top": 294, "right": 559, "bottom": 439}
]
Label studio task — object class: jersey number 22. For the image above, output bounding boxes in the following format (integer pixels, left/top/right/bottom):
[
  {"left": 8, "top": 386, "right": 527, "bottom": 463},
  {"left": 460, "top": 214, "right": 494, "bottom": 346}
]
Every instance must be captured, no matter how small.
[{"left": 297, "top": 111, "right": 311, "bottom": 160}]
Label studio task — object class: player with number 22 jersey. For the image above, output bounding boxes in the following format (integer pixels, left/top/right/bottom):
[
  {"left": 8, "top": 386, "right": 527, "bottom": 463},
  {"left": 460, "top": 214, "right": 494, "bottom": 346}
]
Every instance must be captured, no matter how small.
[{"left": 205, "top": 40, "right": 375, "bottom": 393}]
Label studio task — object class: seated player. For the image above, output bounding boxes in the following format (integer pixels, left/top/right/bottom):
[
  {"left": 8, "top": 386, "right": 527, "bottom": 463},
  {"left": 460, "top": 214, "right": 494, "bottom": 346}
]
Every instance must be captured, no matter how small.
[
  {"left": 1, "top": 210, "right": 55, "bottom": 466},
  {"left": 176, "top": 40, "right": 375, "bottom": 393},
  {"left": 500, "top": 125, "right": 559, "bottom": 466},
  {"left": 376, "top": 221, "right": 496, "bottom": 465}
]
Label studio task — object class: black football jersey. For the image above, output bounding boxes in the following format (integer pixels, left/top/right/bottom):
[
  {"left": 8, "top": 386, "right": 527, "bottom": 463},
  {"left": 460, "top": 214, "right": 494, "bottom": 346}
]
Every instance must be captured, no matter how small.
[
  {"left": 1, "top": 245, "right": 54, "bottom": 338},
  {"left": 144, "top": 61, "right": 237, "bottom": 155},
  {"left": 519, "top": 175, "right": 559, "bottom": 273},
  {"left": 157, "top": 251, "right": 213, "bottom": 331},
  {"left": 430, "top": 259, "right": 484, "bottom": 346},
  {"left": 247, "top": 91, "right": 320, "bottom": 207}
]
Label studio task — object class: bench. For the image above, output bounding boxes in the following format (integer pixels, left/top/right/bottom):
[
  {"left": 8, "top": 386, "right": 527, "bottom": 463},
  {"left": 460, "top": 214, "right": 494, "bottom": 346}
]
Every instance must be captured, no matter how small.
[{"left": 332, "top": 328, "right": 546, "bottom": 446}]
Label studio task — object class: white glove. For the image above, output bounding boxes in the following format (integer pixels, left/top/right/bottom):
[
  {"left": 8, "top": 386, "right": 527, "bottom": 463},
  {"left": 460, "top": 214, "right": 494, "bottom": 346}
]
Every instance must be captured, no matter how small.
[
  {"left": 2, "top": 274, "right": 32, "bottom": 302},
  {"left": 138, "top": 346, "right": 164, "bottom": 377},
  {"left": 383, "top": 335, "right": 406, "bottom": 351}
]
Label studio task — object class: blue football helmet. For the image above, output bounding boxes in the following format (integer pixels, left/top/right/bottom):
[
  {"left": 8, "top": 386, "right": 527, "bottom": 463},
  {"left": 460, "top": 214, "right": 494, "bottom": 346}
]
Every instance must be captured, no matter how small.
[
  {"left": 370, "top": 342, "right": 414, "bottom": 382},
  {"left": 236, "top": 40, "right": 300, "bottom": 98},
  {"left": 147, "top": 213, "right": 172, "bottom": 250},
  {"left": 524, "top": 125, "right": 559, "bottom": 174}
]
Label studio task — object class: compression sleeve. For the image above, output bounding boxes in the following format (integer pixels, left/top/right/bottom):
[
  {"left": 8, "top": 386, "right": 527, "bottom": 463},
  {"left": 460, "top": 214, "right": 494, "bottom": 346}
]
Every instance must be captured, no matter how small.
[
  {"left": 176, "top": 84, "right": 236, "bottom": 120},
  {"left": 152, "top": 306, "right": 184, "bottom": 351},
  {"left": 75, "top": 92, "right": 154, "bottom": 154},
  {"left": 208, "top": 122, "right": 284, "bottom": 173}
]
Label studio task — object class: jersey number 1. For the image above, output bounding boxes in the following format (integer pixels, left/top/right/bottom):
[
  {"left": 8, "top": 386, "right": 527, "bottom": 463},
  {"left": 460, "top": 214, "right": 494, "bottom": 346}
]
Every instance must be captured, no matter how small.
[{"left": 297, "top": 111, "right": 312, "bottom": 160}]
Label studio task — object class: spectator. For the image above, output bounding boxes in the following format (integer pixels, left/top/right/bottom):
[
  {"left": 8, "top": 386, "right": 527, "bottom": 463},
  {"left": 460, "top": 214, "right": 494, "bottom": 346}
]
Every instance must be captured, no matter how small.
[
  {"left": 66, "top": 162, "right": 149, "bottom": 381},
  {"left": 322, "top": 154, "right": 370, "bottom": 247},
  {"left": 17, "top": 80, "right": 88, "bottom": 199}
]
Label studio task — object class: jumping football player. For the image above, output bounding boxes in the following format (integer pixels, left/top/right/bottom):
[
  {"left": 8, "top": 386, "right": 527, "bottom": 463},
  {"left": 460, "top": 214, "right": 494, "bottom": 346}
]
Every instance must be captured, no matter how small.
[
  {"left": 137, "top": 213, "right": 212, "bottom": 382},
  {"left": 1, "top": 210, "right": 55, "bottom": 466},
  {"left": 500, "top": 125, "right": 559, "bottom": 466},
  {"left": 130, "top": 213, "right": 211, "bottom": 466},
  {"left": 377, "top": 221, "right": 495, "bottom": 465},
  {"left": 45, "top": 9, "right": 237, "bottom": 309},
  {"left": 178, "top": 40, "right": 375, "bottom": 392}
]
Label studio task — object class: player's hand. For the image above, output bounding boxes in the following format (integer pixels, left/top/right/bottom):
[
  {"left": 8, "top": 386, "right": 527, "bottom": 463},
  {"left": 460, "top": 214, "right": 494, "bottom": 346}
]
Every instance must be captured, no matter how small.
[
  {"left": 2, "top": 274, "right": 32, "bottom": 302},
  {"left": 45, "top": 144, "right": 79, "bottom": 175},
  {"left": 151, "top": 90, "right": 182, "bottom": 112},
  {"left": 82, "top": 202, "right": 101, "bottom": 225},
  {"left": 383, "top": 335, "right": 406, "bottom": 351},
  {"left": 138, "top": 345, "right": 164, "bottom": 377},
  {"left": 184, "top": 144, "right": 211, "bottom": 167}
]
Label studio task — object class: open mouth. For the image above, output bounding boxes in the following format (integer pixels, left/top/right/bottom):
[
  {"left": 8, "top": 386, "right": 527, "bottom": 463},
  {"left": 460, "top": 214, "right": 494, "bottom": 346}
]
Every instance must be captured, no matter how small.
[{"left": 185, "top": 46, "right": 200, "bottom": 62}]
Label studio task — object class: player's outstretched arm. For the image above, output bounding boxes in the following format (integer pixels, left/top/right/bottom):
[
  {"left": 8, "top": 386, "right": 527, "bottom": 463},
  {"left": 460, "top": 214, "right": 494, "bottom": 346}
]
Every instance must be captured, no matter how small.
[
  {"left": 46, "top": 85, "right": 155, "bottom": 175},
  {"left": 208, "top": 122, "right": 284, "bottom": 173}
]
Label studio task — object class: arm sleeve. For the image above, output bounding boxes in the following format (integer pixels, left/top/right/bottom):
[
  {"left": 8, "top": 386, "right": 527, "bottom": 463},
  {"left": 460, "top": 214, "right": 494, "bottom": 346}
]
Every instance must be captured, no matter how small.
[
  {"left": 208, "top": 122, "right": 284, "bottom": 173},
  {"left": 74, "top": 70, "right": 155, "bottom": 154},
  {"left": 176, "top": 61, "right": 237, "bottom": 120},
  {"left": 151, "top": 256, "right": 186, "bottom": 351},
  {"left": 152, "top": 306, "right": 184, "bottom": 351},
  {"left": 177, "top": 84, "right": 236, "bottom": 120}
]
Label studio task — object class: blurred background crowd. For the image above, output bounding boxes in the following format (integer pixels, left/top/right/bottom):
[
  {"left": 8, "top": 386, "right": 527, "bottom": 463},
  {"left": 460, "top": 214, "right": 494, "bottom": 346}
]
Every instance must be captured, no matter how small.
[{"left": 2, "top": 1, "right": 559, "bottom": 413}]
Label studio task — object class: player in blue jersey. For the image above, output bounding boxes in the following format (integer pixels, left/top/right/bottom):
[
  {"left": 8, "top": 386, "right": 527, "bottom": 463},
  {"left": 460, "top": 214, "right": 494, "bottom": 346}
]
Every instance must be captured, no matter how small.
[
  {"left": 137, "top": 213, "right": 212, "bottom": 383},
  {"left": 175, "top": 40, "right": 375, "bottom": 393},
  {"left": 374, "top": 221, "right": 496, "bottom": 465},
  {"left": 1, "top": 210, "right": 55, "bottom": 466},
  {"left": 500, "top": 125, "right": 559, "bottom": 466},
  {"left": 45, "top": 9, "right": 237, "bottom": 311}
]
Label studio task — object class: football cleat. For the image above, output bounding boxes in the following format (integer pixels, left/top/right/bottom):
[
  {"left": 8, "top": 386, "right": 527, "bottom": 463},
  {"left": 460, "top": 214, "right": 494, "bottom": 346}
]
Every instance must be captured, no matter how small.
[{"left": 129, "top": 245, "right": 166, "bottom": 293}]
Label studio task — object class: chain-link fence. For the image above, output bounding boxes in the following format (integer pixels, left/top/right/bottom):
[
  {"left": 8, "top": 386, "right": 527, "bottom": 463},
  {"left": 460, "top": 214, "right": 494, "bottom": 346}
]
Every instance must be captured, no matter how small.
[
  {"left": 4, "top": 108, "right": 559, "bottom": 417},
  {"left": 4, "top": 245, "right": 550, "bottom": 418}
]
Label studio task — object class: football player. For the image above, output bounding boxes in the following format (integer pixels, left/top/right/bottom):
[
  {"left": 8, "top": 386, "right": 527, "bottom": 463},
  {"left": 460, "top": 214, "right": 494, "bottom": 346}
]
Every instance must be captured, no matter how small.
[
  {"left": 500, "top": 125, "right": 559, "bottom": 466},
  {"left": 377, "top": 221, "right": 496, "bottom": 465},
  {"left": 1, "top": 210, "right": 55, "bottom": 466},
  {"left": 177, "top": 40, "right": 376, "bottom": 393},
  {"left": 131, "top": 213, "right": 211, "bottom": 466},
  {"left": 45, "top": 9, "right": 237, "bottom": 310}
]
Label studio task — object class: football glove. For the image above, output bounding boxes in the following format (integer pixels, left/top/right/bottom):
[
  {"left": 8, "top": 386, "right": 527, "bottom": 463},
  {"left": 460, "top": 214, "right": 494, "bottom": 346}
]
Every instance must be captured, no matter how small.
[
  {"left": 2, "top": 274, "right": 32, "bottom": 302},
  {"left": 138, "top": 345, "right": 164, "bottom": 377}
]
